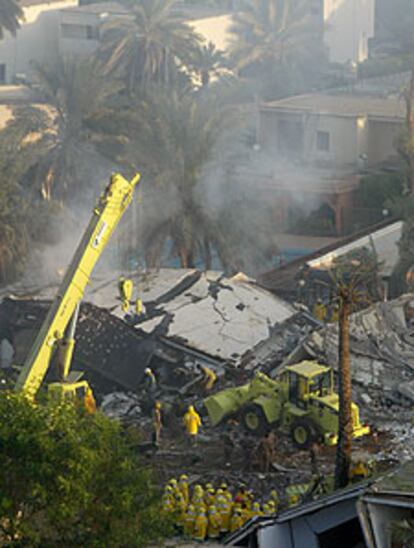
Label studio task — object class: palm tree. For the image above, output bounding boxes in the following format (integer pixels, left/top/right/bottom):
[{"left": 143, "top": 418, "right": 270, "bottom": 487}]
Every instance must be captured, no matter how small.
[
  {"left": 98, "top": 0, "right": 201, "bottom": 94},
  {"left": 89, "top": 88, "right": 238, "bottom": 269},
  {"left": 330, "top": 256, "right": 373, "bottom": 489},
  {"left": 0, "top": 0, "right": 23, "bottom": 38},
  {"left": 28, "top": 58, "right": 117, "bottom": 202},
  {"left": 190, "top": 42, "right": 227, "bottom": 89},
  {"left": 229, "top": 0, "right": 318, "bottom": 73},
  {"left": 334, "top": 282, "right": 353, "bottom": 489}
]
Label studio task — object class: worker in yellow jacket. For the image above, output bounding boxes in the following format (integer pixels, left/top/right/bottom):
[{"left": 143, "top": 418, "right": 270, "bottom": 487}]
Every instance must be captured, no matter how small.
[
  {"left": 178, "top": 474, "right": 189, "bottom": 506},
  {"left": 207, "top": 505, "right": 221, "bottom": 539},
  {"left": 183, "top": 405, "right": 202, "bottom": 445},
  {"left": 193, "top": 508, "right": 208, "bottom": 542},
  {"left": 313, "top": 298, "right": 328, "bottom": 322},
  {"left": 230, "top": 507, "right": 243, "bottom": 533},
  {"left": 183, "top": 504, "right": 196, "bottom": 538},
  {"left": 198, "top": 364, "right": 217, "bottom": 391}
]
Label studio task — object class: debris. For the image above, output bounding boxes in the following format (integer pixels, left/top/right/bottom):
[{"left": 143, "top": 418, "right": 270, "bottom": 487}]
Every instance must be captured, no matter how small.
[{"left": 101, "top": 392, "right": 142, "bottom": 420}]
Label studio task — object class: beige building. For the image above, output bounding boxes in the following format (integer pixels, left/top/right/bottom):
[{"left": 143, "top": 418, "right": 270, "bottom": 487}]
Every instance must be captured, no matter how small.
[
  {"left": 256, "top": 92, "right": 404, "bottom": 235},
  {"left": 0, "top": 0, "right": 127, "bottom": 84}
]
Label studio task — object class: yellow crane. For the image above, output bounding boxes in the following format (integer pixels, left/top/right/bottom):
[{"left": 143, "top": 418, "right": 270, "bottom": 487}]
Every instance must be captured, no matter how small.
[{"left": 15, "top": 172, "right": 140, "bottom": 400}]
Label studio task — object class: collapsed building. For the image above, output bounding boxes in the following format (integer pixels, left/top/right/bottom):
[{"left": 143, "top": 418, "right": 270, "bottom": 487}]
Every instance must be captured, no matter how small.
[{"left": 0, "top": 269, "right": 318, "bottom": 396}]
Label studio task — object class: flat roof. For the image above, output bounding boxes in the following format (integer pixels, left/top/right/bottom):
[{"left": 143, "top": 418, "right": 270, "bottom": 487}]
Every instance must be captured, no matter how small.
[
  {"left": 285, "top": 360, "right": 330, "bottom": 378},
  {"left": 261, "top": 93, "right": 406, "bottom": 120}
]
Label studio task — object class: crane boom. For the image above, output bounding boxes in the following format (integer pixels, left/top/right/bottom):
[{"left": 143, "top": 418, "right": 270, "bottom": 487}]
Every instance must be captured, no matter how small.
[{"left": 15, "top": 172, "right": 140, "bottom": 397}]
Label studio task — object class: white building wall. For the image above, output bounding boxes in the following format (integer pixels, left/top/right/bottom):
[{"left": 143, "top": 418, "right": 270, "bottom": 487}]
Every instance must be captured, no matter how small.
[
  {"left": 0, "top": 0, "right": 77, "bottom": 83},
  {"left": 324, "top": 0, "right": 375, "bottom": 63}
]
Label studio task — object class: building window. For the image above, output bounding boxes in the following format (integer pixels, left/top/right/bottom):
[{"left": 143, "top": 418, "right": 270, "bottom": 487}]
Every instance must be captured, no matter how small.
[
  {"left": 61, "top": 23, "right": 98, "bottom": 40},
  {"left": 317, "top": 131, "right": 330, "bottom": 152},
  {"left": 0, "top": 64, "right": 6, "bottom": 84}
]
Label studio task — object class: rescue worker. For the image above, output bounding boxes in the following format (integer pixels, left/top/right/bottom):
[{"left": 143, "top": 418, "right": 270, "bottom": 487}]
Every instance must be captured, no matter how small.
[
  {"left": 161, "top": 485, "right": 175, "bottom": 516},
  {"left": 262, "top": 502, "right": 272, "bottom": 516},
  {"left": 313, "top": 298, "right": 327, "bottom": 322},
  {"left": 183, "top": 504, "right": 196, "bottom": 538},
  {"left": 143, "top": 367, "right": 158, "bottom": 406},
  {"left": 135, "top": 297, "right": 146, "bottom": 318},
  {"left": 258, "top": 431, "right": 276, "bottom": 473},
  {"left": 267, "top": 501, "right": 277, "bottom": 516},
  {"left": 207, "top": 505, "right": 221, "bottom": 539},
  {"left": 309, "top": 441, "right": 321, "bottom": 477},
  {"left": 229, "top": 507, "right": 243, "bottom": 533},
  {"left": 197, "top": 364, "right": 217, "bottom": 391},
  {"left": 168, "top": 478, "right": 180, "bottom": 498},
  {"left": 240, "top": 503, "right": 251, "bottom": 525},
  {"left": 84, "top": 387, "right": 97, "bottom": 414},
  {"left": 251, "top": 502, "right": 263, "bottom": 518},
  {"left": 178, "top": 474, "right": 189, "bottom": 506},
  {"left": 234, "top": 485, "right": 248, "bottom": 506},
  {"left": 269, "top": 489, "right": 280, "bottom": 512},
  {"left": 152, "top": 400, "right": 162, "bottom": 446},
  {"left": 174, "top": 491, "right": 186, "bottom": 529},
  {"left": 329, "top": 303, "right": 340, "bottom": 323},
  {"left": 118, "top": 276, "right": 133, "bottom": 313},
  {"left": 205, "top": 487, "right": 215, "bottom": 508},
  {"left": 193, "top": 508, "right": 208, "bottom": 542},
  {"left": 183, "top": 405, "right": 202, "bottom": 445},
  {"left": 192, "top": 484, "right": 204, "bottom": 506},
  {"left": 222, "top": 429, "right": 236, "bottom": 465},
  {"left": 216, "top": 491, "right": 230, "bottom": 534}
]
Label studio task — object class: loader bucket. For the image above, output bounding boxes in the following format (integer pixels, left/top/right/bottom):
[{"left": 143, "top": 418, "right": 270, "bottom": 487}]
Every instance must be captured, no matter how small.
[{"left": 204, "top": 384, "right": 252, "bottom": 426}]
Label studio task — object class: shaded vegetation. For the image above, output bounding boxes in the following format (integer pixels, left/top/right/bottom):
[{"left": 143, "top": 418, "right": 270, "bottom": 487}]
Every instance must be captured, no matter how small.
[{"left": 0, "top": 392, "right": 170, "bottom": 546}]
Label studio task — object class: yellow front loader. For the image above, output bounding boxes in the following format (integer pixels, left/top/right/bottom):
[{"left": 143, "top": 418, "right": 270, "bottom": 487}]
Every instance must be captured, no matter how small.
[{"left": 15, "top": 173, "right": 140, "bottom": 401}]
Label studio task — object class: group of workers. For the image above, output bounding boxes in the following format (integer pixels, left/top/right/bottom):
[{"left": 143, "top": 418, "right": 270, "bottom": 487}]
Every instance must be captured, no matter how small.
[
  {"left": 313, "top": 298, "right": 340, "bottom": 323},
  {"left": 162, "top": 477, "right": 280, "bottom": 542}
]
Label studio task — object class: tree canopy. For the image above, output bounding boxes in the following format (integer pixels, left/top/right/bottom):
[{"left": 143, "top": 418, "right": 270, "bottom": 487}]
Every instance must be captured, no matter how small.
[{"left": 0, "top": 392, "right": 170, "bottom": 546}]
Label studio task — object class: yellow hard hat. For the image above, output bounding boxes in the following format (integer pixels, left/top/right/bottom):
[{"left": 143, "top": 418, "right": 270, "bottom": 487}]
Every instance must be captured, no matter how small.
[
  {"left": 169, "top": 478, "right": 178, "bottom": 486},
  {"left": 188, "top": 405, "right": 195, "bottom": 412},
  {"left": 253, "top": 502, "right": 260, "bottom": 510},
  {"left": 180, "top": 474, "right": 188, "bottom": 481},
  {"left": 155, "top": 401, "right": 161, "bottom": 409},
  {"left": 220, "top": 482, "right": 227, "bottom": 490}
]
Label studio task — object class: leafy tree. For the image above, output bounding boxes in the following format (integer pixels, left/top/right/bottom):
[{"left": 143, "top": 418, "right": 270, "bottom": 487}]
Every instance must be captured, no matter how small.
[
  {"left": 0, "top": 392, "right": 170, "bottom": 546},
  {"left": 0, "top": 0, "right": 23, "bottom": 38},
  {"left": 356, "top": 171, "right": 404, "bottom": 210},
  {"left": 98, "top": 0, "right": 201, "bottom": 94}
]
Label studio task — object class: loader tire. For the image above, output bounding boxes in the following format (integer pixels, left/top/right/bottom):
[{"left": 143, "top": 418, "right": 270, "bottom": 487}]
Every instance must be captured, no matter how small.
[
  {"left": 242, "top": 404, "right": 269, "bottom": 436},
  {"left": 291, "top": 419, "right": 315, "bottom": 450}
]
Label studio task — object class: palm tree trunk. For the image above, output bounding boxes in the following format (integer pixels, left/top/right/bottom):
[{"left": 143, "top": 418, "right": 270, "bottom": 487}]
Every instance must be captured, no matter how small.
[{"left": 334, "top": 290, "right": 353, "bottom": 489}]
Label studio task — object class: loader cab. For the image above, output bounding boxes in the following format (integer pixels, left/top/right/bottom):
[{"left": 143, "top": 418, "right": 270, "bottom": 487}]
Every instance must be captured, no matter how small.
[{"left": 285, "top": 362, "right": 333, "bottom": 409}]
